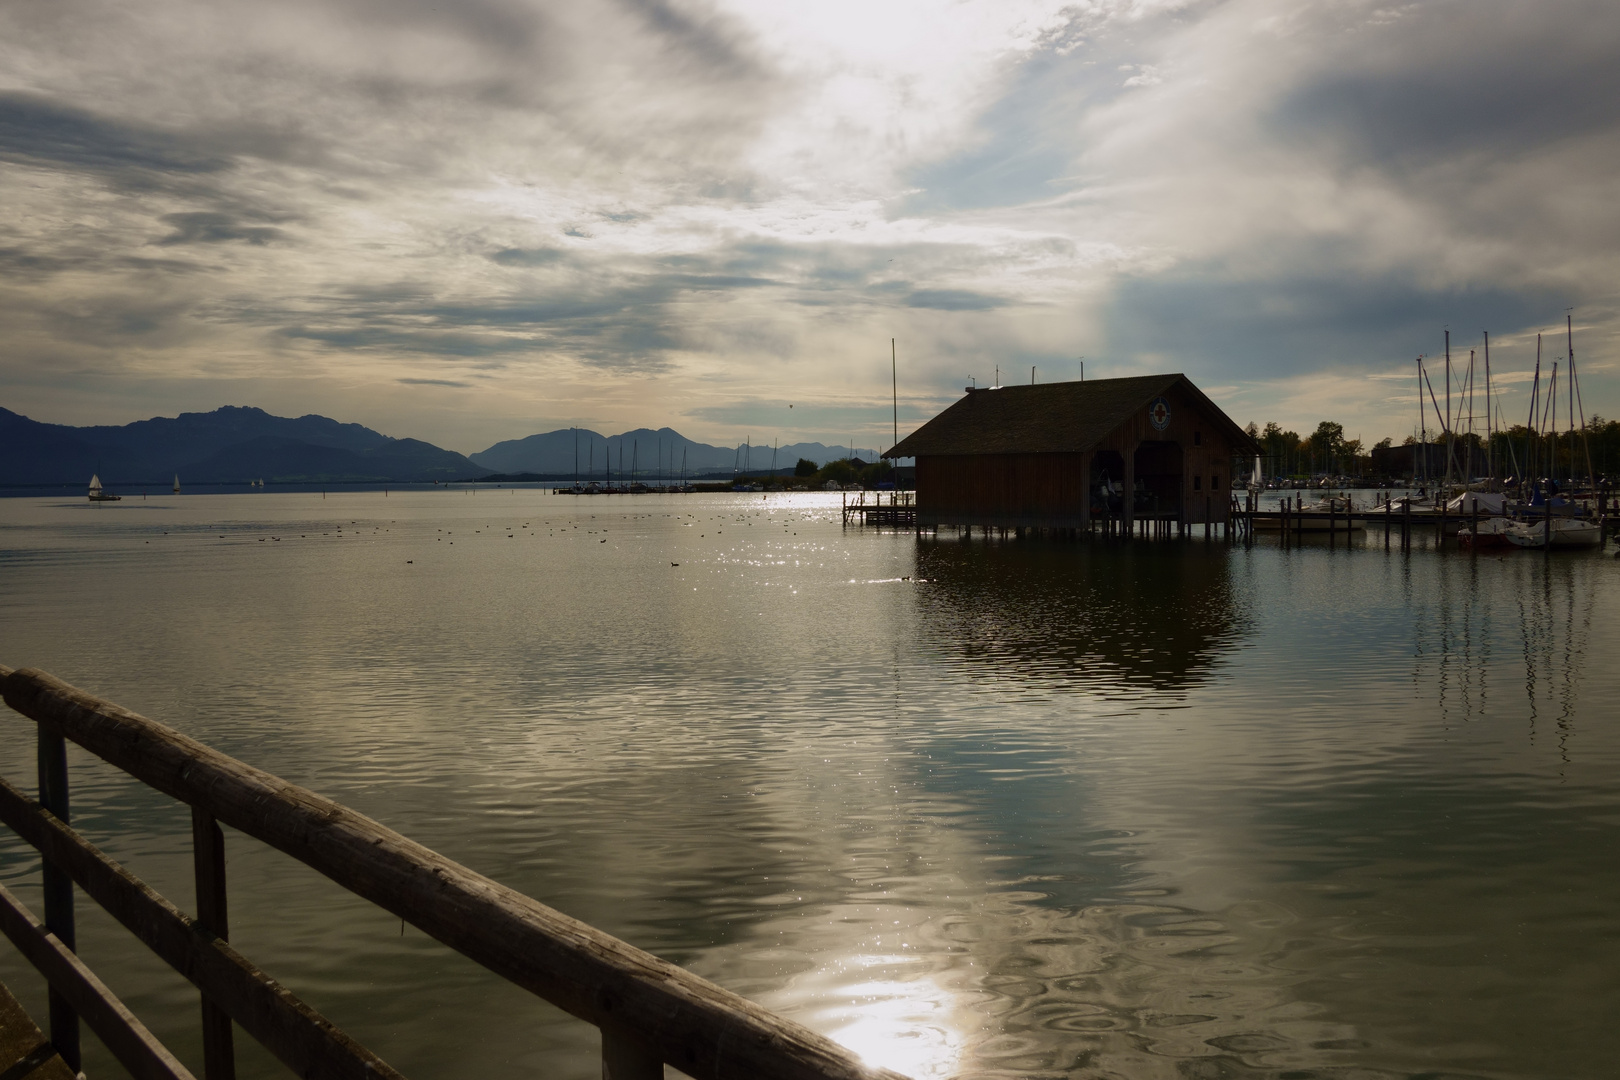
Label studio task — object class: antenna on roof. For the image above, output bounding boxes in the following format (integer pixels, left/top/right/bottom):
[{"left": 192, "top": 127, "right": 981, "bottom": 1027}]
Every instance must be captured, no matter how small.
[
  {"left": 1078, "top": 356, "right": 1085, "bottom": 382},
  {"left": 1031, "top": 366, "right": 1036, "bottom": 384},
  {"left": 891, "top": 338, "right": 898, "bottom": 458}
]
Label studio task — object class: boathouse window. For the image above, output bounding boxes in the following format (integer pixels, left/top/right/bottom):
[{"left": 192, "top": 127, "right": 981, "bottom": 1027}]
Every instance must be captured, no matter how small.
[
  {"left": 1194, "top": 431, "right": 1202, "bottom": 445},
  {"left": 1212, "top": 474, "right": 1220, "bottom": 489},
  {"left": 1193, "top": 475, "right": 1203, "bottom": 491}
]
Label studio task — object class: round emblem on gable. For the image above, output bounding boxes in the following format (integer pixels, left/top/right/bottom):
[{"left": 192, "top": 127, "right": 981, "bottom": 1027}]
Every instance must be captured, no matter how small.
[{"left": 1148, "top": 396, "right": 1172, "bottom": 431}]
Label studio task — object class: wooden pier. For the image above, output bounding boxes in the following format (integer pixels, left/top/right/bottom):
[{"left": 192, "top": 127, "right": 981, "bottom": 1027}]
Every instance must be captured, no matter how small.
[
  {"left": 0, "top": 665, "right": 909, "bottom": 1080},
  {"left": 842, "top": 491, "right": 917, "bottom": 527}
]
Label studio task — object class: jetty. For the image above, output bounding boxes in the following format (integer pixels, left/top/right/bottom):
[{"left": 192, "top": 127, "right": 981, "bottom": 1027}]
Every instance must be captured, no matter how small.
[
  {"left": 841, "top": 490, "right": 917, "bottom": 527},
  {"left": 0, "top": 665, "right": 908, "bottom": 1080}
]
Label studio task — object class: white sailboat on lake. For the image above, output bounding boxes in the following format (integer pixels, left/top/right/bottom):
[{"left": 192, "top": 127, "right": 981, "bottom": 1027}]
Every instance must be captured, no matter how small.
[{"left": 87, "top": 474, "right": 120, "bottom": 502}]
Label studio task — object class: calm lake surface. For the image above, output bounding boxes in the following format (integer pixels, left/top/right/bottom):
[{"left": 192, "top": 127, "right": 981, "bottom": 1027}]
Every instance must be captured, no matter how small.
[{"left": 1, "top": 490, "right": 1616, "bottom": 1080}]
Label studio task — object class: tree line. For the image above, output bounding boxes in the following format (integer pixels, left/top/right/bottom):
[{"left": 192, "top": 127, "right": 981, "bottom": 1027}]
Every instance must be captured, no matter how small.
[{"left": 1243, "top": 416, "right": 1620, "bottom": 480}]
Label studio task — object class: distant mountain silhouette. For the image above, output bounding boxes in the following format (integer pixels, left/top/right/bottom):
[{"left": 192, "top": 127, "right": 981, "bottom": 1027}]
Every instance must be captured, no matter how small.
[
  {"left": 470, "top": 427, "right": 881, "bottom": 477},
  {"left": 0, "top": 406, "right": 482, "bottom": 484}
]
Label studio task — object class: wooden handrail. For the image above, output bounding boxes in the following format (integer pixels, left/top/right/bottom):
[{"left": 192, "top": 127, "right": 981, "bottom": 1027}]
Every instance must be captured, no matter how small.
[
  {"left": 0, "top": 778, "right": 402, "bottom": 1080},
  {"left": 1, "top": 667, "right": 909, "bottom": 1080},
  {"left": 0, "top": 881, "right": 194, "bottom": 1080}
]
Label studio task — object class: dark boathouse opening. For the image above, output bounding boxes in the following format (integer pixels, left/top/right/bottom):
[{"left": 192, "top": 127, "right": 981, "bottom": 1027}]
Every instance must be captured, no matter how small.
[
  {"left": 1133, "top": 440, "right": 1184, "bottom": 519},
  {"left": 1089, "top": 450, "right": 1126, "bottom": 519},
  {"left": 888, "top": 373, "right": 1258, "bottom": 534}
]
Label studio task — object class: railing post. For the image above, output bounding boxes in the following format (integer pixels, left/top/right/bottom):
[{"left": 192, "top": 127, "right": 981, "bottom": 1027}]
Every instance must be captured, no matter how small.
[
  {"left": 191, "top": 808, "right": 236, "bottom": 1080},
  {"left": 37, "top": 723, "right": 80, "bottom": 1072},
  {"left": 601, "top": 1023, "right": 662, "bottom": 1080}
]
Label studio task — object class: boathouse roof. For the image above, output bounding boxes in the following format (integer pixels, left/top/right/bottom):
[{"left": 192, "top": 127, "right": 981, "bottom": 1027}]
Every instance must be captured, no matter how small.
[{"left": 887, "top": 373, "right": 1258, "bottom": 458}]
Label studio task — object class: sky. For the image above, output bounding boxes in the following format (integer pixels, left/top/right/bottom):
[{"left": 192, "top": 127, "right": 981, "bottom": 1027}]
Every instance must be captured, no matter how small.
[{"left": 3, "top": 0, "right": 1618, "bottom": 456}]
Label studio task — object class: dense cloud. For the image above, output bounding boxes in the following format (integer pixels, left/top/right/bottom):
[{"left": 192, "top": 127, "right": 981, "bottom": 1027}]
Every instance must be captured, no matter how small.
[{"left": 1, "top": 0, "right": 1616, "bottom": 451}]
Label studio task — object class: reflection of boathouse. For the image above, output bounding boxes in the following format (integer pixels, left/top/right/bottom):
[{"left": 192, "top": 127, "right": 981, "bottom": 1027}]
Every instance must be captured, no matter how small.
[{"left": 889, "top": 374, "right": 1258, "bottom": 532}]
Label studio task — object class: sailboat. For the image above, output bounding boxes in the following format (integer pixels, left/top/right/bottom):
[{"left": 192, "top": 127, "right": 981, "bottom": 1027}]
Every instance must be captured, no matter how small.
[
  {"left": 88, "top": 474, "right": 121, "bottom": 502},
  {"left": 173, "top": 474, "right": 181, "bottom": 495}
]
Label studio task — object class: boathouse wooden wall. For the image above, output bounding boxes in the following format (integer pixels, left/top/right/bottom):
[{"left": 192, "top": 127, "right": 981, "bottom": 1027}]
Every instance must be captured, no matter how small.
[
  {"left": 915, "top": 452, "right": 1087, "bottom": 527},
  {"left": 914, "top": 385, "right": 1240, "bottom": 529}
]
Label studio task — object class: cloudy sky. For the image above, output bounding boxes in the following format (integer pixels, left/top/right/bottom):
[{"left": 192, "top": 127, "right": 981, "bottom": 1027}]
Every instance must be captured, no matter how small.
[{"left": 3, "top": 0, "right": 1617, "bottom": 454}]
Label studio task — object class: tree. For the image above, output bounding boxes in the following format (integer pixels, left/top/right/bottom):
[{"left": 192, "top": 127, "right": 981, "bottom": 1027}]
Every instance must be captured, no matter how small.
[
  {"left": 1310, "top": 421, "right": 1346, "bottom": 458},
  {"left": 1259, "top": 422, "right": 1302, "bottom": 475},
  {"left": 794, "top": 458, "right": 817, "bottom": 477}
]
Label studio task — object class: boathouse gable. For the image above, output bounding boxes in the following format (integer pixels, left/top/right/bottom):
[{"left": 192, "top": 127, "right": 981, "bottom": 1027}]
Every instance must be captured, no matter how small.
[{"left": 889, "top": 374, "right": 1256, "bottom": 531}]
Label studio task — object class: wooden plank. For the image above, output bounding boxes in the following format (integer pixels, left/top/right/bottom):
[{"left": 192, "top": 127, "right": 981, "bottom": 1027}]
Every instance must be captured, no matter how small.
[
  {"left": 191, "top": 808, "right": 236, "bottom": 1080},
  {"left": 2, "top": 669, "right": 908, "bottom": 1080},
  {"left": 601, "top": 1023, "right": 662, "bottom": 1080},
  {"left": 0, "top": 779, "right": 404, "bottom": 1080},
  {"left": 0, "top": 975, "right": 76, "bottom": 1080},
  {"left": 0, "top": 881, "right": 195, "bottom": 1080},
  {"left": 33, "top": 727, "right": 77, "bottom": 1073}
]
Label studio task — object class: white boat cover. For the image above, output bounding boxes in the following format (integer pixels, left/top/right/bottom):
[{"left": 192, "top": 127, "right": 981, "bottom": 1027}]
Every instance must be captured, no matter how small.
[{"left": 1446, "top": 491, "right": 1507, "bottom": 514}]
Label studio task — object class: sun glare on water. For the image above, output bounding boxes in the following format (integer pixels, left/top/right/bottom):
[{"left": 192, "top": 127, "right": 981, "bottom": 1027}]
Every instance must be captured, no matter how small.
[{"left": 813, "top": 957, "right": 966, "bottom": 1078}]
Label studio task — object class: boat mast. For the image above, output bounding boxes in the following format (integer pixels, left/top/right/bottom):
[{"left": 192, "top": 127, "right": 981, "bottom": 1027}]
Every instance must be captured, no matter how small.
[
  {"left": 1568, "top": 312, "right": 1596, "bottom": 491},
  {"left": 1464, "top": 348, "right": 1475, "bottom": 483},
  {"left": 1527, "top": 336, "right": 1542, "bottom": 484},
  {"left": 1417, "top": 356, "right": 1426, "bottom": 486},
  {"left": 1444, "top": 330, "right": 1455, "bottom": 488},
  {"left": 1483, "top": 332, "right": 1493, "bottom": 481},
  {"left": 1546, "top": 362, "right": 1559, "bottom": 485}
]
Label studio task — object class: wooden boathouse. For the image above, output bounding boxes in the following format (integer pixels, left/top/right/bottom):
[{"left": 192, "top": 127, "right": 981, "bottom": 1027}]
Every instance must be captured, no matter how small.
[{"left": 887, "top": 374, "right": 1258, "bottom": 537}]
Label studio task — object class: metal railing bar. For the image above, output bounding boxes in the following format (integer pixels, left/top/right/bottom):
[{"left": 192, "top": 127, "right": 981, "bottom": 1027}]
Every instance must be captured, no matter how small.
[
  {"left": 1, "top": 667, "right": 908, "bottom": 1080},
  {"left": 0, "top": 778, "right": 405, "bottom": 1080},
  {"left": 0, "top": 881, "right": 196, "bottom": 1080}
]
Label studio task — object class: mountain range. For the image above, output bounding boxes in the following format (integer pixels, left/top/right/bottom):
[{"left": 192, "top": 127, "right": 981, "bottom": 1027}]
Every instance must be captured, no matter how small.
[
  {"left": 0, "top": 406, "right": 883, "bottom": 485},
  {"left": 470, "top": 428, "right": 878, "bottom": 478}
]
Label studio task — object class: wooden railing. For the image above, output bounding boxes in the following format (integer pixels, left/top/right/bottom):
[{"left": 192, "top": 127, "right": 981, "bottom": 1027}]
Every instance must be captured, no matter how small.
[{"left": 0, "top": 666, "right": 910, "bottom": 1080}]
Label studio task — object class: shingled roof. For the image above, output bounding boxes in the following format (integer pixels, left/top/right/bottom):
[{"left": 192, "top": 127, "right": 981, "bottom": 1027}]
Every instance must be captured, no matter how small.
[{"left": 887, "top": 374, "right": 1257, "bottom": 458}]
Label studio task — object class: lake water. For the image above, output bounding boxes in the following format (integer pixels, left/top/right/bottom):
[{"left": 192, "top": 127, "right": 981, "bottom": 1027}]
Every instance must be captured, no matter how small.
[{"left": 0, "top": 490, "right": 1616, "bottom": 1080}]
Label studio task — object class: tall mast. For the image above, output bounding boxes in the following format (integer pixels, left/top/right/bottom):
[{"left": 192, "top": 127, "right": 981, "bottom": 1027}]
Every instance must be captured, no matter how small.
[
  {"left": 1444, "top": 330, "right": 1454, "bottom": 487},
  {"left": 1527, "top": 335, "right": 1541, "bottom": 481},
  {"left": 1483, "top": 333, "right": 1493, "bottom": 480},
  {"left": 574, "top": 428, "right": 578, "bottom": 487},
  {"left": 1568, "top": 312, "right": 1596, "bottom": 491},
  {"left": 1566, "top": 318, "right": 1575, "bottom": 487},
  {"left": 1417, "top": 356, "right": 1426, "bottom": 484},
  {"left": 1465, "top": 348, "right": 1475, "bottom": 481},
  {"left": 1542, "top": 362, "right": 1556, "bottom": 483}
]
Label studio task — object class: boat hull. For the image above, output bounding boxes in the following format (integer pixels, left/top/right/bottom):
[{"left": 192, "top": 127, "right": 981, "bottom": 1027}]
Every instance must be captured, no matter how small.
[{"left": 1503, "top": 521, "right": 1603, "bottom": 549}]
